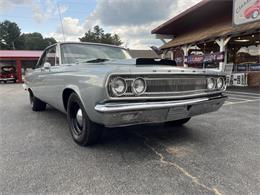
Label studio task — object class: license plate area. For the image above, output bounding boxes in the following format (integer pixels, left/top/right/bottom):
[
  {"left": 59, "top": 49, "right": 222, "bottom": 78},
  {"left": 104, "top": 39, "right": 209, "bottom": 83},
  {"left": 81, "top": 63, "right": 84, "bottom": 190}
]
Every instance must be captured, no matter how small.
[{"left": 167, "top": 106, "right": 189, "bottom": 121}]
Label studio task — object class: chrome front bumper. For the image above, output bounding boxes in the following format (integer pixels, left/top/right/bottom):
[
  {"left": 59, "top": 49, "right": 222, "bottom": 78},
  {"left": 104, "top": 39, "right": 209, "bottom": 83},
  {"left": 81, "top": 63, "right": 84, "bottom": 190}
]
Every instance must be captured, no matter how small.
[{"left": 95, "top": 95, "right": 227, "bottom": 127}]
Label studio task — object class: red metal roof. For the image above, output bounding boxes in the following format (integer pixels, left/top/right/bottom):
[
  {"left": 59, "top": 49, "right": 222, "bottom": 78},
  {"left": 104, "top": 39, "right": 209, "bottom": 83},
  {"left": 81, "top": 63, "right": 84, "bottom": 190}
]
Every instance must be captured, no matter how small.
[{"left": 0, "top": 50, "right": 42, "bottom": 58}]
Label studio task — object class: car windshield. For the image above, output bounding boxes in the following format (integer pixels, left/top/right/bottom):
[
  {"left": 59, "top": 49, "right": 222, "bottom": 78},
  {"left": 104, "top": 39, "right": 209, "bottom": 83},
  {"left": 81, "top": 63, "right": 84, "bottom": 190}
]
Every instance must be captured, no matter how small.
[
  {"left": 60, "top": 43, "right": 132, "bottom": 64},
  {"left": 1, "top": 66, "right": 15, "bottom": 72}
]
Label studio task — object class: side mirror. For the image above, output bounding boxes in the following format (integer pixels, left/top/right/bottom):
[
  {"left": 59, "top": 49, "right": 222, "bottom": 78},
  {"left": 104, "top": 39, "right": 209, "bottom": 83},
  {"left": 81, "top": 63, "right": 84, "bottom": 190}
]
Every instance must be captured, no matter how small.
[{"left": 43, "top": 62, "right": 51, "bottom": 69}]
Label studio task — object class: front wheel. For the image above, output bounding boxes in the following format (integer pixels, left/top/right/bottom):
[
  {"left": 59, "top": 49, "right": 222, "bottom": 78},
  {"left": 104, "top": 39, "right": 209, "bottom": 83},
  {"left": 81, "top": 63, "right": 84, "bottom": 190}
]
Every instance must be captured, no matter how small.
[
  {"left": 67, "top": 93, "right": 103, "bottom": 146},
  {"left": 165, "top": 117, "right": 191, "bottom": 126}
]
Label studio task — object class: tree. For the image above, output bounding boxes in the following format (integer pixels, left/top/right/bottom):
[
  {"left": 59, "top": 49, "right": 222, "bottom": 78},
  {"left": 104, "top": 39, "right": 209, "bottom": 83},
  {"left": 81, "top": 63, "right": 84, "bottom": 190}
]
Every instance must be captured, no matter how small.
[
  {"left": 0, "top": 20, "right": 21, "bottom": 50},
  {"left": 16, "top": 33, "right": 56, "bottom": 50},
  {"left": 0, "top": 20, "right": 57, "bottom": 50},
  {"left": 79, "top": 25, "right": 123, "bottom": 46}
]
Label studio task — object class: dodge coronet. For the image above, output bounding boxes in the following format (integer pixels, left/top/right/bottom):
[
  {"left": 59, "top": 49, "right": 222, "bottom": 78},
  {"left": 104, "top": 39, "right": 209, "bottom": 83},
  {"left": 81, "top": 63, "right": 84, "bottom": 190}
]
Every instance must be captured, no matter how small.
[{"left": 23, "top": 42, "right": 227, "bottom": 146}]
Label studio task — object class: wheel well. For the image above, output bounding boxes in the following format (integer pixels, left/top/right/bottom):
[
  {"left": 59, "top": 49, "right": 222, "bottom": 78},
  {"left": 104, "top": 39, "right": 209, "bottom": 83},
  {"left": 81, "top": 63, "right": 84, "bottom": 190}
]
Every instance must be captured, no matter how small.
[{"left": 62, "top": 88, "right": 75, "bottom": 111}]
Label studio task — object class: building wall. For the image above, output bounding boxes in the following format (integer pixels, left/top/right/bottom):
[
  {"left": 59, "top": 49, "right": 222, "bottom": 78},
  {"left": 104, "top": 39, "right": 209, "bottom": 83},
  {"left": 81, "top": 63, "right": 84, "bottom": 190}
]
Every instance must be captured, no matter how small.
[{"left": 128, "top": 50, "right": 159, "bottom": 58}]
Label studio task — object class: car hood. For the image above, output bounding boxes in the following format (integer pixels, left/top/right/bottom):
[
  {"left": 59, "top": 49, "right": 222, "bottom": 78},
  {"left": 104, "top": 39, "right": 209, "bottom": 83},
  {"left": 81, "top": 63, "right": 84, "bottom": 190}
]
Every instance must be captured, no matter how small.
[{"left": 77, "top": 58, "right": 224, "bottom": 76}]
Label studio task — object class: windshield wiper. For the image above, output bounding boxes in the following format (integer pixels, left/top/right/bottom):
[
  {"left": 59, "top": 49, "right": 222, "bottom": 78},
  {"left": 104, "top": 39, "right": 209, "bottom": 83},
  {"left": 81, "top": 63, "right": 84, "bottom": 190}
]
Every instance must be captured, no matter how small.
[{"left": 77, "top": 58, "right": 109, "bottom": 63}]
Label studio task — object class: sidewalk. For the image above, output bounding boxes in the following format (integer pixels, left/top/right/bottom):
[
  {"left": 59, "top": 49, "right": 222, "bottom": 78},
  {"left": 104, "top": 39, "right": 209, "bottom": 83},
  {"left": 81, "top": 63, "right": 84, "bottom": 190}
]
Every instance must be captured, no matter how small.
[{"left": 227, "top": 86, "right": 260, "bottom": 94}]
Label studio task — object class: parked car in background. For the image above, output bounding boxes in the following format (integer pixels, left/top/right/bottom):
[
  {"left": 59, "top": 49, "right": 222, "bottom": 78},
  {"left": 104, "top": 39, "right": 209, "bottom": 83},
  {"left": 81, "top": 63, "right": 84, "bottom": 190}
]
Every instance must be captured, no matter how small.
[
  {"left": 0, "top": 65, "right": 17, "bottom": 83},
  {"left": 244, "top": 0, "right": 260, "bottom": 19},
  {"left": 23, "top": 42, "right": 227, "bottom": 146}
]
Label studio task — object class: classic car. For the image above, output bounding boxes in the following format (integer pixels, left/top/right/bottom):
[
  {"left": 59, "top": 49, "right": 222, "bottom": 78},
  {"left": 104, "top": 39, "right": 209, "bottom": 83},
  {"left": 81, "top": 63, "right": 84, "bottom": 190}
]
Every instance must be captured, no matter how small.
[
  {"left": 23, "top": 42, "right": 227, "bottom": 146},
  {"left": 0, "top": 65, "right": 17, "bottom": 83},
  {"left": 244, "top": 0, "right": 260, "bottom": 19}
]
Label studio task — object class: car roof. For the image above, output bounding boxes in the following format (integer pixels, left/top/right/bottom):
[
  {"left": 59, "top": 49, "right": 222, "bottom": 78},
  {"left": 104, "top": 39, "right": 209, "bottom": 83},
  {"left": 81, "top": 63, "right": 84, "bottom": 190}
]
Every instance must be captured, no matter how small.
[{"left": 45, "top": 42, "right": 126, "bottom": 51}]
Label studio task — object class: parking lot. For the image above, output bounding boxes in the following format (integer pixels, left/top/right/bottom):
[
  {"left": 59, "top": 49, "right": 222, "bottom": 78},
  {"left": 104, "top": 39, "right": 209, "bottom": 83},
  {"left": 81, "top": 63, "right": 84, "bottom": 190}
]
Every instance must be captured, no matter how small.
[{"left": 0, "top": 84, "right": 259, "bottom": 194}]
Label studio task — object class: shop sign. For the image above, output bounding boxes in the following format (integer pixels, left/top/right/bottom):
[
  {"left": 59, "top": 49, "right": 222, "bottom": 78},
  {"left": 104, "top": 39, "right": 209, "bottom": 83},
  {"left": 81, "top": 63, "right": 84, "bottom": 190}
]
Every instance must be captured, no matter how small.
[
  {"left": 185, "top": 52, "right": 225, "bottom": 65},
  {"left": 233, "top": 0, "right": 260, "bottom": 25}
]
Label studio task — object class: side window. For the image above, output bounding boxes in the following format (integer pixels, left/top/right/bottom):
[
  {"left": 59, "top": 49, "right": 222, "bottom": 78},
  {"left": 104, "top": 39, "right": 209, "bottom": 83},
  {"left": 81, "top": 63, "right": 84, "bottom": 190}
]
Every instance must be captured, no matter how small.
[
  {"left": 35, "top": 51, "right": 46, "bottom": 69},
  {"left": 45, "top": 47, "right": 56, "bottom": 66}
]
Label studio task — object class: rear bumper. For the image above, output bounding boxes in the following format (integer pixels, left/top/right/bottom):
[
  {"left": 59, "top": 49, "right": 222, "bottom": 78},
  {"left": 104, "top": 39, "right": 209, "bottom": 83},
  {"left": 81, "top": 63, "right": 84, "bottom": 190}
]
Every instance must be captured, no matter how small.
[{"left": 95, "top": 95, "right": 227, "bottom": 127}]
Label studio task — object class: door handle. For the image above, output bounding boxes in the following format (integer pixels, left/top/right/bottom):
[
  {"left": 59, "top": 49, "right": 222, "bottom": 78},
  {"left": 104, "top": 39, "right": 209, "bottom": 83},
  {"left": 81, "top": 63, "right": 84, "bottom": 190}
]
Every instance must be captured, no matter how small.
[{"left": 41, "top": 67, "right": 51, "bottom": 72}]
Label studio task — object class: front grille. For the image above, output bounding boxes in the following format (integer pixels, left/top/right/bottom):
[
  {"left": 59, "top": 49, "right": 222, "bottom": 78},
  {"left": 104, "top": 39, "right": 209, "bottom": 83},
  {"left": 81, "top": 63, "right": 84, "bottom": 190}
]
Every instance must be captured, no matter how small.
[
  {"left": 145, "top": 78, "right": 206, "bottom": 93},
  {"left": 107, "top": 74, "right": 213, "bottom": 99}
]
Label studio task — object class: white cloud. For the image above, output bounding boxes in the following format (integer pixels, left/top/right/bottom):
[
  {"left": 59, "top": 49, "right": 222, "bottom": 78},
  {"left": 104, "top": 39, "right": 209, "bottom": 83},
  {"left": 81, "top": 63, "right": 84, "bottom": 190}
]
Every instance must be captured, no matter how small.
[
  {"left": 0, "top": 0, "right": 31, "bottom": 11},
  {"left": 101, "top": 0, "right": 200, "bottom": 49},
  {"left": 49, "top": 17, "right": 86, "bottom": 42},
  {"left": 0, "top": 0, "right": 68, "bottom": 23},
  {"left": 91, "top": 0, "right": 174, "bottom": 26},
  {"left": 50, "top": 0, "right": 201, "bottom": 49},
  {"left": 32, "top": 0, "right": 68, "bottom": 23},
  {"left": 2, "top": 0, "right": 201, "bottom": 49}
]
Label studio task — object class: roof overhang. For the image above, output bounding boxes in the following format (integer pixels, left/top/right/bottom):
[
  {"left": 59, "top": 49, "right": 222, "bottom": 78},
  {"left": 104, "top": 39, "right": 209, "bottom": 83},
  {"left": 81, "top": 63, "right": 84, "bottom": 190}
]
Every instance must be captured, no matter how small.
[
  {"left": 155, "top": 34, "right": 174, "bottom": 39},
  {"left": 160, "top": 21, "right": 260, "bottom": 49},
  {"left": 151, "top": 0, "right": 233, "bottom": 36},
  {"left": 0, "top": 50, "right": 42, "bottom": 58}
]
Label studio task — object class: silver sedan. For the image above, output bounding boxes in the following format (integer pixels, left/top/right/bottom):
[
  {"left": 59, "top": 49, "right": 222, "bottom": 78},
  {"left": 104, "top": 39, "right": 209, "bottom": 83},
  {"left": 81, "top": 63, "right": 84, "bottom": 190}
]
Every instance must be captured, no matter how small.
[{"left": 24, "top": 42, "right": 227, "bottom": 146}]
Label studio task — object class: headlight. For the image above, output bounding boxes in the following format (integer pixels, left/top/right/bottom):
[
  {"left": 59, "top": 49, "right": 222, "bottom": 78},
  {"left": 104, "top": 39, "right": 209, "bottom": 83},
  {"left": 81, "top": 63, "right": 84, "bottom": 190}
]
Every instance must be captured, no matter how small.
[
  {"left": 216, "top": 77, "right": 225, "bottom": 90},
  {"left": 111, "top": 77, "right": 127, "bottom": 96},
  {"left": 207, "top": 77, "right": 216, "bottom": 90},
  {"left": 132, "top": 78, "right": 146, "bottom": 95}
]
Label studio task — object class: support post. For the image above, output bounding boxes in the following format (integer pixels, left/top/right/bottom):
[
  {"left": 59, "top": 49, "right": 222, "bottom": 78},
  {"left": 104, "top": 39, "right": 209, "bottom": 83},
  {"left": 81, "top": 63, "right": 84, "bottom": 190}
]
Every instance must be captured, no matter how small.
[
  {"left": 181, "top": 45, "right": 191, "bottom": 67},
  {"left": 16, "top": 59, "right": 22, "bottom": 83},
  {"left": 216, "top": 37, "right": 231, "bottom": 72},
  {"left": 161, "top": 53, "right": 165, "bottom": 59},
  {"left": 170, "top": 50, "right": 174, "bottom": 60}
]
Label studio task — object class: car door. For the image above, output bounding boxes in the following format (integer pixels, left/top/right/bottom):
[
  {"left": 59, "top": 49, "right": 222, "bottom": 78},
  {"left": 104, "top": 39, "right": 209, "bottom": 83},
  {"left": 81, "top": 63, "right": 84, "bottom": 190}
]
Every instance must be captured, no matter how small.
[
  {"left": 37, "top": 45, "right": 62, "bottom": 106},
  {"left": 29, "top": 50, "right": 47, "bottom": 99}
]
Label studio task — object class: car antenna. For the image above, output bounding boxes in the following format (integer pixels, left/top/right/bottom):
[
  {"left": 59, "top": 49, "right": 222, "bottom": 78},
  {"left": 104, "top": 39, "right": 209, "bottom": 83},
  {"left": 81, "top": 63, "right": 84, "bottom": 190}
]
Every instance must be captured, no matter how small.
[{"left": 57, "top": 1, "right": 66, "bottom": 42}]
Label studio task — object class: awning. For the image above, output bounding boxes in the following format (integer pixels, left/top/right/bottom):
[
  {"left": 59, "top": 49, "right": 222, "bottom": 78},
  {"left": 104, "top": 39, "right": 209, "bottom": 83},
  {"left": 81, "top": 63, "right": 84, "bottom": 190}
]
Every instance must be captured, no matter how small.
[
  {"left": 160, "top": 21, "right": 260, "bottom": 49},
  {"left": 0, "top": 50, "right": 42, "bottom": 58}
]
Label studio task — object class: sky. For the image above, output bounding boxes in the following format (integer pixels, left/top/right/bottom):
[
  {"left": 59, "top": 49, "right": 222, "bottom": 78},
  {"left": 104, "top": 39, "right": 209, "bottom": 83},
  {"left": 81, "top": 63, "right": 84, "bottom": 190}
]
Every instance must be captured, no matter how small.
[{"left": 0, "top": 0, "right": 201, "bottom": 49}]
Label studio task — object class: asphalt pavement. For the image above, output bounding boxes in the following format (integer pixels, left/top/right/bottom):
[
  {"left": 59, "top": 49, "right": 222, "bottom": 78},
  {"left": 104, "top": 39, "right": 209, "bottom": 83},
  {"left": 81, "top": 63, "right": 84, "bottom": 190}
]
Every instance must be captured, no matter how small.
[{"left": 0, "top": 84, "right": 260, "bottom": 194}]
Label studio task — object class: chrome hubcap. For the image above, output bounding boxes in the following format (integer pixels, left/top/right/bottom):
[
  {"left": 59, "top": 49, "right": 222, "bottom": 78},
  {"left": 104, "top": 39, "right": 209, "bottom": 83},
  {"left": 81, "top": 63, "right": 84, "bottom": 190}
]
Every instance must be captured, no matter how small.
[
  {"left": 76, "top": 109, "right": 83, "bottom": 127},
  {"left": 253, "top": 11, "right": 259, "bottom": 18}
]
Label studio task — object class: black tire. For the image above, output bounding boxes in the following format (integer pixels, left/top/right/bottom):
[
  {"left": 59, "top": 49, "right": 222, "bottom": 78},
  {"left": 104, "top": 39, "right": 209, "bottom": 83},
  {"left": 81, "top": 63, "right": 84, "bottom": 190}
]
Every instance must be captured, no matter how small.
[
  {"left": 4, "top": 81, "right": 7, "bottom": 83},
  {"left": 165, "top": 117, "right": 191, "bottom": 126},
  {"left": 67, "top": 93, "right": 103, "bottom": 146},
  {"left": 30, "top": 92, "right": 46, "bottom": 111}
]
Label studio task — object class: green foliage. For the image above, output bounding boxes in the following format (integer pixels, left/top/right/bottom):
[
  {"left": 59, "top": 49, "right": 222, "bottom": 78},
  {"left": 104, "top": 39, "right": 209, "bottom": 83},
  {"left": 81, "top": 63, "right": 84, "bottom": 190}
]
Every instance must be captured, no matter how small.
[
  {"left": 0, "top": 20, "right": 21, "bottom": 49},
  {"left": 16, "top": 33, "right": 57, "bottom": 50},
  {"left": 0, "top": 20, "right": 57, "bottom": 50},
  {"left": 0, "top": 21, "right": 121, "bottom": 50},
  {"left": 79, "top": 25, "right": 123, "bottom": 46}
]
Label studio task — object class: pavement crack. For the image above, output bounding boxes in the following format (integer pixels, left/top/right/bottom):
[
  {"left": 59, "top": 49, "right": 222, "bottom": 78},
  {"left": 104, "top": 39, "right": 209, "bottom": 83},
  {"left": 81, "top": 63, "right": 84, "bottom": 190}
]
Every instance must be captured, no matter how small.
[{"left": 133, "top": 132, "right": 222, "bottom": 195}]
